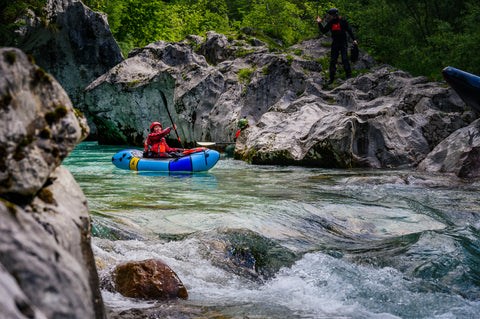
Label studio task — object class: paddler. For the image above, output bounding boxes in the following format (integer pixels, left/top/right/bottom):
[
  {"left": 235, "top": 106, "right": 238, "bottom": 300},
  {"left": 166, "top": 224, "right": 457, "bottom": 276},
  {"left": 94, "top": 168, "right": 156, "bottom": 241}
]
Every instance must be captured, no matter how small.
[{"left": 144, "top": 122, "right": 184, "bottom": 158}]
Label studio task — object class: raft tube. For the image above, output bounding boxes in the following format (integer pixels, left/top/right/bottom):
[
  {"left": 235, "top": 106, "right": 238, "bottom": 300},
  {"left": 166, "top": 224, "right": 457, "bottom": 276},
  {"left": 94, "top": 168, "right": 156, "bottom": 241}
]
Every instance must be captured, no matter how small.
[
  {"left": 442, "top": 66, "right": 480, "bottom": 113},
  {"left": 112, "top": 149, "right": 220, "bottom": 172}
]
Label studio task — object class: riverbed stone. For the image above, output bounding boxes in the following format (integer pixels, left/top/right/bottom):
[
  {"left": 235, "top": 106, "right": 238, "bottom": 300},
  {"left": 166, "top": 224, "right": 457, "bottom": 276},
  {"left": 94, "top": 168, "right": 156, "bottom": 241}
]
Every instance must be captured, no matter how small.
[
  {"left": 194, "top": 228, "right": 298, "bottom": 281},
  {"left": 114, "top": 259, "right": 188, "bottom": 300}
]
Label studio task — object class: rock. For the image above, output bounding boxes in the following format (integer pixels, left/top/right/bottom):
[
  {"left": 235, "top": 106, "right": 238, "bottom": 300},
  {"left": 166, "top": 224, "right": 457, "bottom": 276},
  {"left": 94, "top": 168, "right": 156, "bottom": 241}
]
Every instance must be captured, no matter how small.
[
  {"left": 0, "top": 47, "right": 105, "bottom": 319},
  {"left": 9, "top": 0, "right": 123, "bottom": 138},
  {"left": 84, "top": 33, "right": 340, "bottom": 147},
  {"left": 418, "top": 119, "right": 480, "bottom": 178},
  {"left": 114, "top": 259, "right": 188, "bottom": 300},
  {"left": 85, "top": 40, "right": 226, "bottom": 146},
  {"left": 235, "top": 65, "right": 474, "bottom": 168},
  {"left": 194, "top": 228, "right": 298, "bottom": 281},
  {"left": 84, "top": 30, "right": 477, "bottom": 170},
  {"left": 0, "top": 47, "right": 89, "bottom": 202},
  {"left": 0, "top": 263, "right": 47, "bottom": 319}
]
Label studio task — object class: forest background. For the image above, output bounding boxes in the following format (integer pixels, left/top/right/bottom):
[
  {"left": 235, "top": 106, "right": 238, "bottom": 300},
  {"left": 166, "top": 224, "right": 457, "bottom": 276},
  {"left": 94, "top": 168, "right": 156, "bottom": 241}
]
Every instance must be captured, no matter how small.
[{"left": 1, "top": 0, "right": 479, "bottom": 80}]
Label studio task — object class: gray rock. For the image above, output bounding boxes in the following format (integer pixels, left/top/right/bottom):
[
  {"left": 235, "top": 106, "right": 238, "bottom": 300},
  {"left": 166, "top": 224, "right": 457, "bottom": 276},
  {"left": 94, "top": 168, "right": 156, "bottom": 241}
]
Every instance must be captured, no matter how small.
[
  {"left": 10, "top": 0, "right": 123, "bottom": 138},
  {"left": 418, "top": 119, "right": 480, "bottom": 178},
  {"left": 0, "top": 47, "right": 105, "bottom": 319},
  {"left": 0, "top": 47, "right": 89, "bottom": 200},
  {"left": 85, "top": 40, "right": 227, "bottom": 145},
  {"left": 84, "top": 31, "right": 477, "bottom": 171},
  {"left": 235, "top": 65, "right": 474, "bottom": 168},
  {"left": 0, "top": 166, "right": 105, "bottom": 319},
  {"left": 84, "top": 33, "right": 342, "bottom": 147},
  {"left": 0, "top": 263, "right": 47, "bottom": 319}
]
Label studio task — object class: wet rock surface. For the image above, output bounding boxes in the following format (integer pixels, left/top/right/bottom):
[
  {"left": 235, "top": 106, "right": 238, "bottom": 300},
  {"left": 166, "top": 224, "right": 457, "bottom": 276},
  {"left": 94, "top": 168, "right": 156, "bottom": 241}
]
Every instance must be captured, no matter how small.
[{"left": 114, "top": 259, "right": 188, "bottom": 300}]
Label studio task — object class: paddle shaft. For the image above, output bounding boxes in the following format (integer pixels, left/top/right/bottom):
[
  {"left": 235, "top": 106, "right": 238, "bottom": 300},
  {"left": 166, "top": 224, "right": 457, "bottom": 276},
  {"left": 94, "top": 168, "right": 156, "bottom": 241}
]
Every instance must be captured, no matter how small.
[{"left": 159, "top": 89, "right": 184, "bottom": 149}]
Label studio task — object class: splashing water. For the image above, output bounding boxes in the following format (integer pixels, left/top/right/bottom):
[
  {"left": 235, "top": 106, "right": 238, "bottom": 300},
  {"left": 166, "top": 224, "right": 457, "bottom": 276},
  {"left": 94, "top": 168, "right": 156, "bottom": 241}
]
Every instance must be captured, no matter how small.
[{"left": 65, "top": 142, "right": 480, "bottom": 318}]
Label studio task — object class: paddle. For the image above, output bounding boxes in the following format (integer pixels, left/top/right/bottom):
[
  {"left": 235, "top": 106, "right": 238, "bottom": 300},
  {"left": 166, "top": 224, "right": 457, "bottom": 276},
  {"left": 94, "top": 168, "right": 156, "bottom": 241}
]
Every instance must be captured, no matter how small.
[
  {"left": 196, "top": 141, "right": 235, "bottom": 147},
  {"left": 159, "top": 89, "right": 184, "bottom": 149}
]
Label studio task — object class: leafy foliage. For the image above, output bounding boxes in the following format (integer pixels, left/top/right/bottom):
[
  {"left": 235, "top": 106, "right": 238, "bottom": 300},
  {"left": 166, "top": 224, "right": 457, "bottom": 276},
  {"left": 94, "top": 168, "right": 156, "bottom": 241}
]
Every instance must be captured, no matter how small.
[
  {"left": 3, "top": 0, "right": 480, "bottom": 79},
  {"left": 0, "top": 0, "right": 48, "bottom": 45}
]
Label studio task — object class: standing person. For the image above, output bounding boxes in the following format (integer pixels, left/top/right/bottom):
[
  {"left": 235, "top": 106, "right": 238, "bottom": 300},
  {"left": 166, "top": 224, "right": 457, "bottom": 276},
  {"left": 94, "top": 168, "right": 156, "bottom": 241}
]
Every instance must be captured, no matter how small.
[
  {"left": 144, "top": 122, "right": 183, "bottom": 158},
  {"left": 317, "top": 8, "right": 358, "bottom": 84}
]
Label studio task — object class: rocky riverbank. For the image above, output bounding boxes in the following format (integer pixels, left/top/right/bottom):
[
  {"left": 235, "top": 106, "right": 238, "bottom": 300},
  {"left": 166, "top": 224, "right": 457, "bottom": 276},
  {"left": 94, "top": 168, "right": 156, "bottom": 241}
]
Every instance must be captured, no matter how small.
[{"left": 8, "top": 0, "right": 480, "bottom": 177}]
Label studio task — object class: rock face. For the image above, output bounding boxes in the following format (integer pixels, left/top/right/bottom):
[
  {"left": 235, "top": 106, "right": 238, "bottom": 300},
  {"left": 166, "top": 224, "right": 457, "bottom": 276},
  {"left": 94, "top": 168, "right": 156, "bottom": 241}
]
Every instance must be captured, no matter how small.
[
  {"left": 85, "top": 31, "right": 477, "bottom": 172},
  {"left": 418, "top": 119, "right": 480, "bottom": 178},
  {"left": 84, "top": 32, "right": 376, "bottom": 147},
  {"left": 235, "top": 66, "right": 474, "bottom": 168},
  {"left": 0, "top": 48, "right": 105, "bottom": 318},
  {"left": 114, "top": 259, "right": 188, "bottom": 300},
  {"left": 10, "top": 0, "right": 124, "bottom": 137},
  {"left": 0, "top": 47, "right": 89, "bottom": 200},
  {"left": 85, "top": 40, "right": 222, "bottom": 146}
]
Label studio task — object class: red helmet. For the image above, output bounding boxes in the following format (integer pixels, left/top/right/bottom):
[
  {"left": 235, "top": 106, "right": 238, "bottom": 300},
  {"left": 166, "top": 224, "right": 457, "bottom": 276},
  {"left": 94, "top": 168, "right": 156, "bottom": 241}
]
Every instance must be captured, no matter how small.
[{"left": 150, "top": 122, "right": 162, "bottom": 132}]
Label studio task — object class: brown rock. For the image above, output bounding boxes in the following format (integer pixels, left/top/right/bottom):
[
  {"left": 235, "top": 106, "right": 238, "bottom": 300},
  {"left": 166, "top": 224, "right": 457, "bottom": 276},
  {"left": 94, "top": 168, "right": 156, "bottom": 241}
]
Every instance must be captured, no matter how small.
[{"left": 114, "top": 259, "right": 188, "bottom": 300}]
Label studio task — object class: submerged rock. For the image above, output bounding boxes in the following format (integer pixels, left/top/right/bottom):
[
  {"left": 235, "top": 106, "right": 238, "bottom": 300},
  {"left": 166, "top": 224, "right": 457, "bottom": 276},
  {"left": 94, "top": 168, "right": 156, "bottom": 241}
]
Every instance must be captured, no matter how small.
[
  {"left": 195, "top": 228, "right": 298, "bottom": 281},
  {"left": 114, "top": 259, "right": 188, "bottom": 300}
]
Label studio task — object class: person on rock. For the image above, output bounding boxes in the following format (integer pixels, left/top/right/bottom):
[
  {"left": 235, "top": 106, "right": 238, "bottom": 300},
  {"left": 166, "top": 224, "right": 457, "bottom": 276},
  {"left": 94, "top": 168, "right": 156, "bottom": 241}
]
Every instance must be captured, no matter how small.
[
  {"left": 144, "top": 122, "right": 184, "bottom": 158},
  {"left": 235, "top": 117, "right": 249, "bottom": 140},
  {"left": 317, "top": 8, "right": 358, "bottom": 84}
]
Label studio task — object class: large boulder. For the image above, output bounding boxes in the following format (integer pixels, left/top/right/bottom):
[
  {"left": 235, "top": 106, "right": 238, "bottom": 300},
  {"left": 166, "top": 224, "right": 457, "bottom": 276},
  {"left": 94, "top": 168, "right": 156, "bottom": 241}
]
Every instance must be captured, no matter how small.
[
  {"left": 84, "top": 31, "right": 477, "bottom": 170},
  {"left": 235, "top": 66, "right": 475, "bottom": 168},
  {"left": 9, "top": 0, "right": 124, "bottom": 137},
  {"left": 0, "top": 47, "right": 105, "bottom": 319},
  {"left": 84, "top": 40, "right": 228, "bottom": 146},
  {"left": 418, "top": 118, "right": 480, "bottom": 178},
  {"left": 0, "top": 47, "right": 89, "bottom": 200}
]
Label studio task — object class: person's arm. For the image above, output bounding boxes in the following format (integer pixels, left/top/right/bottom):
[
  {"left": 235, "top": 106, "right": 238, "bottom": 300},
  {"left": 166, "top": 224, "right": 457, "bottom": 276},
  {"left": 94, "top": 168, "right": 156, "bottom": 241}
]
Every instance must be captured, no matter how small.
[
  {"left": 147, "top": 127, "right": 171, "bottom": 143},
  {"left": 164, "top": 143, "right": 178, "bottom": 152},
  {"left": 317, "top": 16, "right": 328, "bottom": 34}
]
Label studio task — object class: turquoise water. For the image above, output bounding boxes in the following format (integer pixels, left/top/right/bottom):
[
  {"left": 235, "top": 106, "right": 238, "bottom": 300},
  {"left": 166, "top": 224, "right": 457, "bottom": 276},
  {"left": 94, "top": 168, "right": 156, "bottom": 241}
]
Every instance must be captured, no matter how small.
[{"left": 64, "top": 141, "right": 480, "bottom": 318}]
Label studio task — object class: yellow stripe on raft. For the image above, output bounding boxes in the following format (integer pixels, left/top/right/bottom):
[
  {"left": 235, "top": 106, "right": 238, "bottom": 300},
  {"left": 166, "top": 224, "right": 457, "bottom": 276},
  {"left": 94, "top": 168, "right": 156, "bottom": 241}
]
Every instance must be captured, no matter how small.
[{"left": 129, "top": 157, "right": 140, "bottom": 170}]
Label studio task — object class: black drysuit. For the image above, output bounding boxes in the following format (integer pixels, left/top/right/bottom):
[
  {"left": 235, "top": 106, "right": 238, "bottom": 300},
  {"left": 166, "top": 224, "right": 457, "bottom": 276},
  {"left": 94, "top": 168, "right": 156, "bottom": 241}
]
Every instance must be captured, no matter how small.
[{"left": 318, "top": 17, "right": 356, "bottom": 82}]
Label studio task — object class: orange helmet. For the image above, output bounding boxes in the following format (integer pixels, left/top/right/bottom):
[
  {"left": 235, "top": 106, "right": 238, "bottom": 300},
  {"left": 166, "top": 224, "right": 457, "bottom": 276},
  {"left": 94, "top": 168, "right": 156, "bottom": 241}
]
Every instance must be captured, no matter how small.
[{"left": 150, "top": 122, "right": 162, "bottom": 132}]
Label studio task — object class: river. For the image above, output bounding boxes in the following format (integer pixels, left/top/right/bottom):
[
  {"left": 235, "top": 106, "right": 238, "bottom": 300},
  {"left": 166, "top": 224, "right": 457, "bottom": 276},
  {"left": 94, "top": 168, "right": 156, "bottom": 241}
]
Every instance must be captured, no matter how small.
[{"left": 64, "top": 141, "right": 480, "bottom": 318}]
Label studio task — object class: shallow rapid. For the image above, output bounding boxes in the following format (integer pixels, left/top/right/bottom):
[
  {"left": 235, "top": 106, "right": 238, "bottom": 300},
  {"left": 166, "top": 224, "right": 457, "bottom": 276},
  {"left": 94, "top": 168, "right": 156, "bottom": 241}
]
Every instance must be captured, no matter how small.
[{"left": 64, "top": 142, "right": 480, "bottom": 318}]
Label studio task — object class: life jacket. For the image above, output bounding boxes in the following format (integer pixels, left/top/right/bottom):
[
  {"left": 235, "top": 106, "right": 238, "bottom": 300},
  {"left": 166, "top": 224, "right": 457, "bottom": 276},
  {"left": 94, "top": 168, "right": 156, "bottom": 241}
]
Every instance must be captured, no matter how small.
[{"left": 145, "top": 137, "right": 167, "bottom": 153}]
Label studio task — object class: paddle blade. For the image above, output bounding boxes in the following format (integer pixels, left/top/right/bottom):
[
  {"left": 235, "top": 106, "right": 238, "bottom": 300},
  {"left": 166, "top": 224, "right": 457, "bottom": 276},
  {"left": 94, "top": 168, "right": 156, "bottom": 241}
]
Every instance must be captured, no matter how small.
[{"left": 197, "top": 142, "right": 216, "bottom": 146}]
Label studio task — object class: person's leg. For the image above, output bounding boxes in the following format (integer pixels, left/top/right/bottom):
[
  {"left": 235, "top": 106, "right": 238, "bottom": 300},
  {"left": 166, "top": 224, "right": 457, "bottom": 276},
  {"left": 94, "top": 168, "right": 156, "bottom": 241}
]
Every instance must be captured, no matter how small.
[{"left": 329, "top": 45, "right": 340, "bottom": 83}]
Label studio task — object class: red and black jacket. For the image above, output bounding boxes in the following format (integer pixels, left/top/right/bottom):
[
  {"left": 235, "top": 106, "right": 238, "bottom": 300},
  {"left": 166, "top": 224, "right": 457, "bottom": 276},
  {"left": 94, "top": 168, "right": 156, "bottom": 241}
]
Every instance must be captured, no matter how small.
[{"left": 318, "top": 17, "right": 355, "bottom": 44}]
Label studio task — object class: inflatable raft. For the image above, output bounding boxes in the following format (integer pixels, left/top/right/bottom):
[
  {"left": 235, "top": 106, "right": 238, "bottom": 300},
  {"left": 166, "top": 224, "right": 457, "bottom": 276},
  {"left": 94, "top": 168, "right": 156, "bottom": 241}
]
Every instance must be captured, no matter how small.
[{"left": 112, "top": 148, "right": 220, "bottom": 172}]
